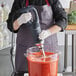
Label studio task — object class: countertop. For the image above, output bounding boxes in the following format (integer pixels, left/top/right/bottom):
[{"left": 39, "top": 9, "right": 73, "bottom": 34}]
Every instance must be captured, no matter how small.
[
  {"left": 63, "top": 72, "right": 76, "bottom": 76},
  {"left": 24, "top": 72, "right": 76, "bottom": 76},
  {"left": 66, "top": 24, "right": 76, "bottom": 30}
]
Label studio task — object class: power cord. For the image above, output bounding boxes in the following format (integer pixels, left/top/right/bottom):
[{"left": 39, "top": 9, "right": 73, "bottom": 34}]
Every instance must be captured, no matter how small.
[{"left": 10, "top": 32, "right": 16, "bottom": 76}]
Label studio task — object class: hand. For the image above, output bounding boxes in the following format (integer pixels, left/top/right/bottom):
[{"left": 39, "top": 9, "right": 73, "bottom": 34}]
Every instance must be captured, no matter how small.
[
  {"left": 17, "top": 12, "right": 32, "bottom": 26},
  {"left": 39, "top": 30, "right": 51, "bottom": 40}
]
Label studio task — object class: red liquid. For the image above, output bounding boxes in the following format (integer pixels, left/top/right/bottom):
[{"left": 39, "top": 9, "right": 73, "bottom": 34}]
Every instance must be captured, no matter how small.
[{"left": 27, "top": 52, "right": 59, "bottom": 76}]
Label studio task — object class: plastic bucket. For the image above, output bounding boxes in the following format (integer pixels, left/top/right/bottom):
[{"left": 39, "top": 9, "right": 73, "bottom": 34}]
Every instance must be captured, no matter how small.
[{"left": 24, "top": 46, "right": 60, "bottom": 76}]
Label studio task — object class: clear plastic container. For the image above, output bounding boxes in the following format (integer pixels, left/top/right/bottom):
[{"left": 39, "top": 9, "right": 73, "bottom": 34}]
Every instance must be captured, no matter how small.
[{"left": 24, "top": 46, "right": 60, "bottom": 76}]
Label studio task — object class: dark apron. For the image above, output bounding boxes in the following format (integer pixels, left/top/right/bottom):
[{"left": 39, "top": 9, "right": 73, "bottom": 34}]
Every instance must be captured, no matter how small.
[{"left": 15, "top": 4, "right": 58, "bottom": 72}]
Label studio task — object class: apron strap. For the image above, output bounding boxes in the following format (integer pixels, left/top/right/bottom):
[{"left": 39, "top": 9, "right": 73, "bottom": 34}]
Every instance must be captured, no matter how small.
[
  {"left": 45, "top": 0, "right": 50, "bottom": 6},
  {"left": 26, "top": 0, "right": 29, "bottom": 7},
  {"left": 25, "top": 0, "right": 50, "bottom": 7}
]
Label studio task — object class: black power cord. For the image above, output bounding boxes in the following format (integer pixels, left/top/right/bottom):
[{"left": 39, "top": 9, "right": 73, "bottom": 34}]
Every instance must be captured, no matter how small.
[{"left": 10, "top": 32, "right": 16, "bottom": 76}]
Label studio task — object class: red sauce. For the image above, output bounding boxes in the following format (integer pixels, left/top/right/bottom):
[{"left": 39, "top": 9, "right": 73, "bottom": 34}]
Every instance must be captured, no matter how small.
[{"left": 27, "top": 52, "right": 59, "bottom": 76}]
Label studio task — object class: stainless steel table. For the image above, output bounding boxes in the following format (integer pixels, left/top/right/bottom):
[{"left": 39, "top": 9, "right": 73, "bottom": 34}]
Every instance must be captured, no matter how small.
[
  {"left": 64, "top": 30, "right": 76, "bottom": 72},
  {"left": 63, "top": 72, "right": 76, "bottom": 76}
]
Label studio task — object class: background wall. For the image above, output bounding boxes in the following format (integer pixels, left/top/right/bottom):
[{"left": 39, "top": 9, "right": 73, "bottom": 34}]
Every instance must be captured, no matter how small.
[
  {"left": 0, "top": 0, "right": 14, "bottom": 10},
  {"left": 59, "top": 0, "right": 71, "bottom": 8}
]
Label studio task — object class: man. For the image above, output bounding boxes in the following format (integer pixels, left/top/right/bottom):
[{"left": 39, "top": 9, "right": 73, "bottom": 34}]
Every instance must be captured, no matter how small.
[{"left": 7, "top": 0, "right": 67, "bottom": 76}]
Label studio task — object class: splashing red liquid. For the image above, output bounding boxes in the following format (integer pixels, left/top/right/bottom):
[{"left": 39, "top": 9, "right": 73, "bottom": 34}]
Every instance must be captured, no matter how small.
[{"left": 26, "top": 52, "right": 59, "bottom": 76}]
